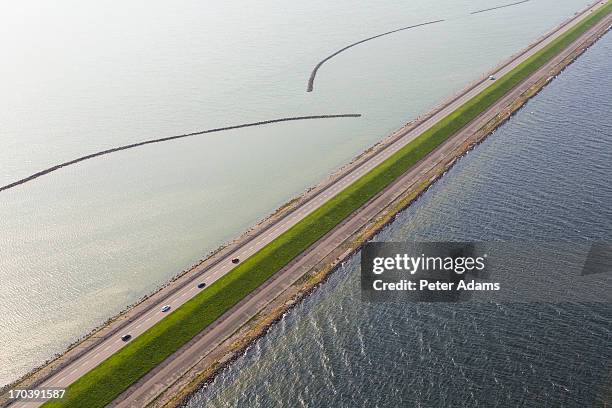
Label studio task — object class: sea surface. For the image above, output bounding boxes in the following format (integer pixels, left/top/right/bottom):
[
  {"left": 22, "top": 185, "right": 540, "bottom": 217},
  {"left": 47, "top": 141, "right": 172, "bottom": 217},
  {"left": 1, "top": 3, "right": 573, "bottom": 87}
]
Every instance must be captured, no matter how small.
[
  {"left": 184, "top": 31, "right": 612, "bottom": 407},
  {"left": 0, "top": 0, "right": 599, "bottom": 386}
]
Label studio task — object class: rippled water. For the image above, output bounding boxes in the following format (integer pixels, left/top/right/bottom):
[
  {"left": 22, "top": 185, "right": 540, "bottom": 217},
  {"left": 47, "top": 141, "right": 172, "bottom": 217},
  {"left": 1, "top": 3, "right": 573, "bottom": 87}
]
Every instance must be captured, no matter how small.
[
  {"left": 184, "top": 31, "right": 612, "bottom": 407},
  {"left": 0, "top": 0, "right": 598, "bottom": 386}
]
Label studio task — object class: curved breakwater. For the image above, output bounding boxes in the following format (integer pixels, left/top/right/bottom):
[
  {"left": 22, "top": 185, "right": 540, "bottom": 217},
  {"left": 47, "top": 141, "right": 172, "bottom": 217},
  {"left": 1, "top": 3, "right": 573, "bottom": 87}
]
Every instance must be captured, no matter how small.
[
  {"left": 306, "top": 20, "right": 445, "bottom": 92},
  {"left": 470, "top": 0, "right": 531, "bottom": 15},
  {"left": 306, "top": 0, "right": 536, "bottom": 93}
]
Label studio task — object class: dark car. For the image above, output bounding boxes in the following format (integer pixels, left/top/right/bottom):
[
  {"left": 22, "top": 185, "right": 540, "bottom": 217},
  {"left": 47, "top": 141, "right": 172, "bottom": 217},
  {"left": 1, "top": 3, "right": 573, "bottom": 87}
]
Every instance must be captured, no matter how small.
[
  {"left": 121, "top": 334, "right": 132, "bottom": 342},
  {"left": 231, "top": 257, "right": 240, "bottom": 264},
  {"left": 197, "top": 282, "right": 206, "bottom": 289}
]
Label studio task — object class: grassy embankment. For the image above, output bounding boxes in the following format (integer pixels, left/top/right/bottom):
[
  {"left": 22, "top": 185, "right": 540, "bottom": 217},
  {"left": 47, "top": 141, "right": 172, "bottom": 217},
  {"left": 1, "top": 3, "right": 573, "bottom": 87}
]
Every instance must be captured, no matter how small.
[{"left": 44, "top": 3, "right": 611, "bottom": 407}]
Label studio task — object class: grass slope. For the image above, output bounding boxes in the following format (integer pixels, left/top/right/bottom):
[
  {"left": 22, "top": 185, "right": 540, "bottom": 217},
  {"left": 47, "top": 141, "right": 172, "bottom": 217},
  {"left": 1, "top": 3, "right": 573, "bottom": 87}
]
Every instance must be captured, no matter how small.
[{"left": 44, "top": 3, "right": 611, "bottom": 407}]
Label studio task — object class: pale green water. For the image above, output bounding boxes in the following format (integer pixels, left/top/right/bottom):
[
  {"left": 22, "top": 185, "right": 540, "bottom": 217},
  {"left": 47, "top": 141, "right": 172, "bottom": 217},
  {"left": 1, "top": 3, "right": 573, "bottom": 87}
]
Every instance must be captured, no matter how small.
[{"left": 0, "top": 0, "right": 593, "bottom": 386}]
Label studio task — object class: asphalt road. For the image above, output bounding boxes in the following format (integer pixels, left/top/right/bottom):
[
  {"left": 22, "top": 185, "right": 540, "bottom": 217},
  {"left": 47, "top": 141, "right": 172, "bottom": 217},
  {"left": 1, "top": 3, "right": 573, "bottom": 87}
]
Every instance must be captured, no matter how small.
[{"left": 8, "top": 2, "right": 610, "bottom": 407}]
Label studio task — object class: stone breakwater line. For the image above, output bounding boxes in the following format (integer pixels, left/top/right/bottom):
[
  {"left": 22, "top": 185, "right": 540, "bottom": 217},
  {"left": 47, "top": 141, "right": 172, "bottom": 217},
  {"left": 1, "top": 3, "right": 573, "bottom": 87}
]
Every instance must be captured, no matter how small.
[
  {"left": 470, "top": 0, "right": 531, "bottom": 15},
  {"left": 0, "top": 114, "right": 361, "bottom": 194},
  {"left": 306, "top": 20, "right": 444, "bottom": 92},
  {"left": 306, "top": 1, "right": 535, "bottom": 93}
]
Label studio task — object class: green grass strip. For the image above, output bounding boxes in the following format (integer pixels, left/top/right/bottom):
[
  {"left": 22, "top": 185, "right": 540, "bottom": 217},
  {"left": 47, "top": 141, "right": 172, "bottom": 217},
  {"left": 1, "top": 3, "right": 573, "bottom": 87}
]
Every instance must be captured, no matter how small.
[{"left": 44, "top": 3, "right": 611, "bottom": 407}]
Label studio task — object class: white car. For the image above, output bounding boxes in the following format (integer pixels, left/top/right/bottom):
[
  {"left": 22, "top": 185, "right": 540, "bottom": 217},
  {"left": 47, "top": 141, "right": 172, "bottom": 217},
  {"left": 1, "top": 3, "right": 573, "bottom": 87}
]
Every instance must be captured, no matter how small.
[{"left": 161, "top": 305, "right": 171, "bottom": 313}]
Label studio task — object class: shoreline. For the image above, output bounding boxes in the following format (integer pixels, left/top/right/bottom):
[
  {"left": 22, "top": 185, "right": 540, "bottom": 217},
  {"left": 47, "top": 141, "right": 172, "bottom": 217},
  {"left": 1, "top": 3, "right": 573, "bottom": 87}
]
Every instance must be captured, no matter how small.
[
  {"left": 3, "top": 4, "right": 591, "bottom": 395},
  {"left": 150, "top": 18, "right": 612, "bottom": 408},
  {"left": 0, "top": 18, "right": 501, "bottom": 398},
  {"left": 2, "top": 2, "right": 610, "bottom": 406}
]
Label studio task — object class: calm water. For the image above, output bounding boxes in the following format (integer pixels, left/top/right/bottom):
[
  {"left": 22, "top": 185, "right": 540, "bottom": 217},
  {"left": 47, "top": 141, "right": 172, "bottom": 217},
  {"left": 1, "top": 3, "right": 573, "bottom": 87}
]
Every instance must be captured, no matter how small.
[
  {"left": 185, "top": 32, "right": 612, "bottom": 407},
  {"left": 0, "top": 0, "right": 596, "bottom": 385}
]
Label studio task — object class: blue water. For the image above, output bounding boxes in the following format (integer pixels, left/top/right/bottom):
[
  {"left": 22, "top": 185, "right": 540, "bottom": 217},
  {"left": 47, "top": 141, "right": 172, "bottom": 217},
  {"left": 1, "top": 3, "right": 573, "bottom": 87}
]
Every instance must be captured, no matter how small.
[{"left": 184, "top": 31, "right": 612, "bottom": 407}]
